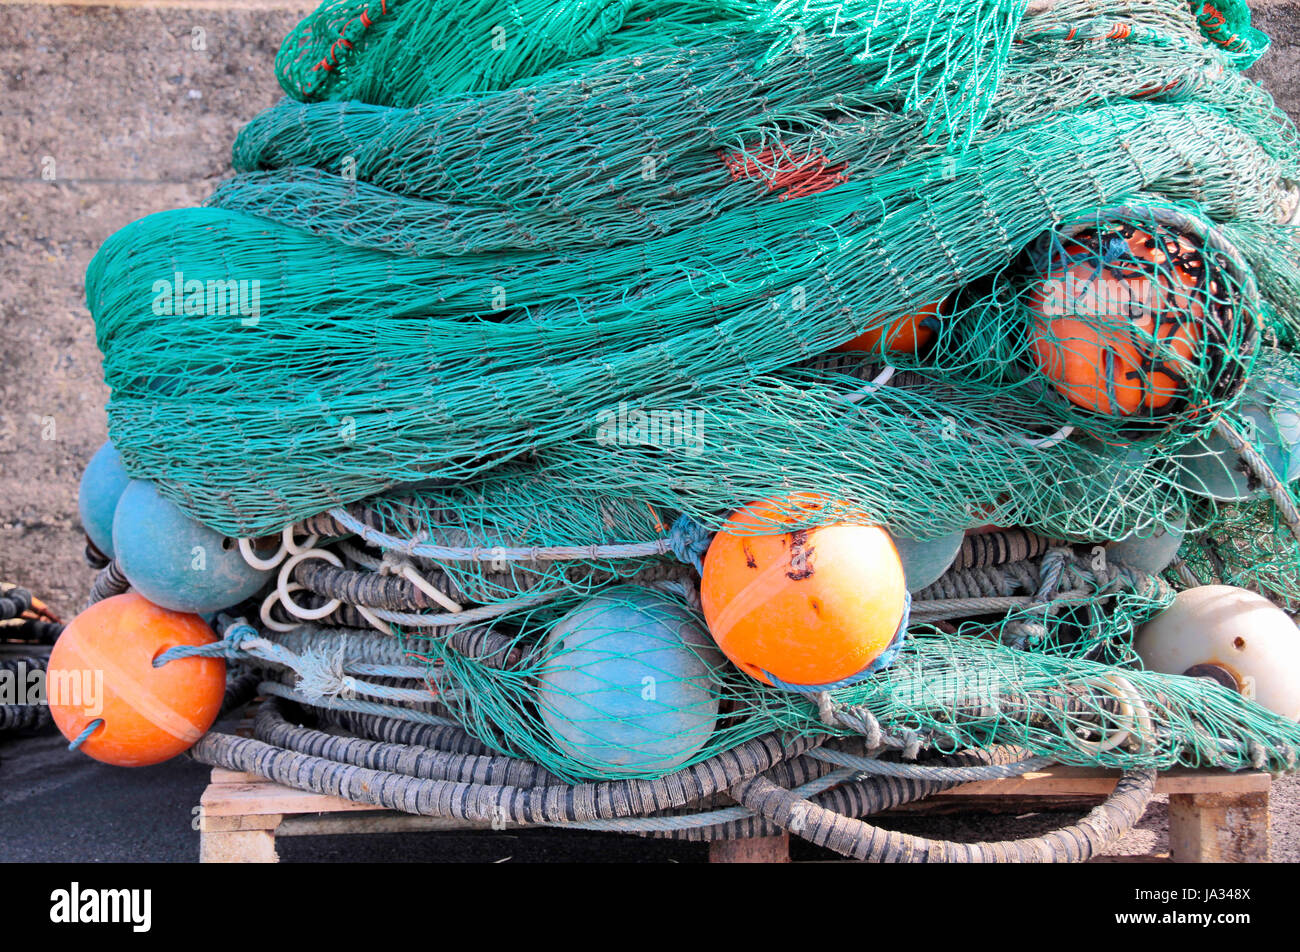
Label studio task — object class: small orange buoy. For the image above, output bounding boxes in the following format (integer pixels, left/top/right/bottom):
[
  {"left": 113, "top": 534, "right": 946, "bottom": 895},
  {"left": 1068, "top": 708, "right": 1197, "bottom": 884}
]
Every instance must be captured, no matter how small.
[
  {"left": 834, "top": 299, "right": 945, "bottom": 354},
  {"left": 699, "top": 494, "right": 908, "bottom": 690},
  {"left": 1025, "top": 222, "right": 1210, "bottom": 416},
  {"left": 47, "top": 593, "right": 226, "bottom": 767}
]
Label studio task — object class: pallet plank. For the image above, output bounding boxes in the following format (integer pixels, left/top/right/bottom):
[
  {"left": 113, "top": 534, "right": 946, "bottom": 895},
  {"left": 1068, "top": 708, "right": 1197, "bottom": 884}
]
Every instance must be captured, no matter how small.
[
  {"left": 709, "top": 834, "right": 790, "bottom": 863},
  {"left": 202, "top": 781, "right": 381, "bottom": 818},
  {"left": 195, "top": 765, "right": 1272, "bottom": 862},
  {"left": 1168, "top": 791, "right": 1270, "bottom": 862}
]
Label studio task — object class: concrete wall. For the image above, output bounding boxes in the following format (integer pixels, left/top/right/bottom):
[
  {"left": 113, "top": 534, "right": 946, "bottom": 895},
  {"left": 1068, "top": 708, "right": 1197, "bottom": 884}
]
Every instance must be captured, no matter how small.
[
  {"left": 1248, "top": 1, "right": 1300, "bottom": 117},
  {"left": 0, "top": 1, "right": 1297, "bottom": 615}
]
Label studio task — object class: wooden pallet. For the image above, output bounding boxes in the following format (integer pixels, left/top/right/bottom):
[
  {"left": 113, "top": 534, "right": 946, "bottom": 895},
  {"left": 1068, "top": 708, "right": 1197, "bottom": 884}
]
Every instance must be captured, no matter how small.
[{"left": 198, "top": 765, "right": 1271, "bottom": 863}]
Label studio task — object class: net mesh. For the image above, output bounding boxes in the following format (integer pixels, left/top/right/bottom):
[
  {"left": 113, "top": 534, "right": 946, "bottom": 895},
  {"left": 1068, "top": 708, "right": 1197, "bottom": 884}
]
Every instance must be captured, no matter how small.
[{"left": 82, "top": 0, "right": 1300, "bottom": 782}]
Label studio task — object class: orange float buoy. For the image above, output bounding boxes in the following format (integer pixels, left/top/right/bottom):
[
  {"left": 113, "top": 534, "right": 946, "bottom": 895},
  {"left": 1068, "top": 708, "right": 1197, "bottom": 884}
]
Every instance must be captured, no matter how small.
[
  {"left": 47, "top": 593, "right": 226, "bottom": 767},
  {"left": 1025, "top": 221, "right": 1210, "bottom": 417},
  {"left": 699, "top": 494, "right": 908, "bottom": 690},
  {"left": 834, "top": 299, "right": 946, "bottom": 354}
]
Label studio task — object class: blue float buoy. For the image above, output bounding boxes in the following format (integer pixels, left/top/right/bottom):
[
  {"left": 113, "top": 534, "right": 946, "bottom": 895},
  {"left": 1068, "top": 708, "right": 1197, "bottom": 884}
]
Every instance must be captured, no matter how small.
[
  {"left": 78, "top": 441, "right": 131, "bottom": 558},
  {"left": 538, "top": 586, "right": 721, "bottom": 778},
  {"left": 891, "top": 529, "right": 965, "bottom": 592},
  {"left": 112, "top": 479, "right": 273, "bottom": 614},
  {"left": 1175, "top": 353, "right": 1300, "bottom": 501},
  {"left": 1107, "top": 512, "right": 1186, "bottom": 574}
]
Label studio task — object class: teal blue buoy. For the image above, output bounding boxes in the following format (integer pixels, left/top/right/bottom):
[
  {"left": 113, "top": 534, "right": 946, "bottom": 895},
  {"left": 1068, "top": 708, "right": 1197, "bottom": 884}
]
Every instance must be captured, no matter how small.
[
  {"left": 1175, "top": 353, "right": 1300, "bottom": 501},
  {"left": 538, "top": 586, "right": 721, "bottom": 778},
  {"left": 1107, "top": 512, "right": 1186, "bottom": 574},
  {"left": 112, "top": 480, "right": 274, "bottom": 613},
  {"left": 891, "top": 529, "right": 965, "bottom": 592},
  {"left": 78, "top": 441, "right": 131, "bottom": 558}
]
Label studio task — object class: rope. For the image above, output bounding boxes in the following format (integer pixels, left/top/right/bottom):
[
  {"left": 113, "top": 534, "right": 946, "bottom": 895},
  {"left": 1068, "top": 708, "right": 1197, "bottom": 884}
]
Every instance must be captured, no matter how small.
[
  {"left": 68, "top": 719, "right": 104, "bottom": 752},
  {"left": 1214, "top": 417, "right": 1300, "bottom": 548},
  {"left": 86, "top": 560, "right": 130, "bottom": 607},
  {"left": 807, "top": 747, "right": 1054, "bottom": 781},
  {"left": 329, "top": 506, "right": 680, "bottom": 563},
  {"left": 0, "top": 588, "right": 33, "bottom": 620},
  {"left": 728, "top": 767, "right": 1157, "bottom": 861},
  {"left": 192, "top": 717, "right": 823, "bottom": 824}
]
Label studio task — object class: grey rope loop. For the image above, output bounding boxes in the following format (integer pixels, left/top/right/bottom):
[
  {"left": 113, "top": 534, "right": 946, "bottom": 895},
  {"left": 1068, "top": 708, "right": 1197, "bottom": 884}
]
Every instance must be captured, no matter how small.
[
  {"left": 0, "top": 703, "right": 50, "bottom": 733},
  {"left": 0, "top": 616, "right": 62, "bottom": 644},
  {"left": 807, "top": 747, "right": 1054, "bottom": 781},
  {"left": 232, "top": 700, "right": 1092, "bottom": 842},
  {"left": 640, "top": 745, "right": 1036, "bottom": 841},
  {"left": 212, "top": 699, "right": 1061, "bottom": 841},
  {"left": 728, "top": 767, "right": 1157, "bottom": 862},
  {"left": 293, "top": 558, "right": 470, "bottom": 610},
  {"left": 328, "top": 506, "right": 678, "bottom": 563},
  {"left": 192, "top": 726, "right": 824, "bottom": 823},
  {"left": 952, "top": 528, "right": 1062, "bottom": 571},
  {"left": 0, "top": 587, "right": 33, "bottom": 620},
  {"left": 252, "top": 697, "right": 566, "bottom": 788},
  {"left": 316, "top": 706, "right": 503, "bottom": 757},
  {"left": 0, "top": 655, "right": 52, "bottom": 731},
  {"left": 85, "top": 560, "right": 130, "bottom": 607}
]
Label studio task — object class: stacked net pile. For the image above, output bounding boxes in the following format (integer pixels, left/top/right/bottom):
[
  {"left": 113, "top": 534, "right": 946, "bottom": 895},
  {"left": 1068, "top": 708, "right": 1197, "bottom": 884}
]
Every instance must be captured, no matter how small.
[{"left": 66, "top": 0, "right": 1300, "bottom": 858}]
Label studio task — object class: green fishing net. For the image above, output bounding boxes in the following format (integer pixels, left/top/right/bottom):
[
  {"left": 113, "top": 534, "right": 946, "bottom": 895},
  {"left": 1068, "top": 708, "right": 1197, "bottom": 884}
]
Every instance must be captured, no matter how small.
[{"left": 83, "top": 0, "right": 1300, "bottom": 782}]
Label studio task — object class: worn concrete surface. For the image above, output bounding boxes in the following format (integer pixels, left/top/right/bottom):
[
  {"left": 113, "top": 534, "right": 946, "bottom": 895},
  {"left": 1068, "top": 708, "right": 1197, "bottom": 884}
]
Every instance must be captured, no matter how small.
[
  {"left": 0, "top": 4, "right": 306, "bottom": 614},
  {"left": 0, "top": 1, "right": 1298, "bottom": 862}
]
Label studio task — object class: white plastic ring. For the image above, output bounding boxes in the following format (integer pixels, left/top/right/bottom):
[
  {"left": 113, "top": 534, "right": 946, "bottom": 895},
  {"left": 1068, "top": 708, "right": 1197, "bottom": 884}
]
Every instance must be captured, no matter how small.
[
  {"left": 239, "top": 536, "right": 288, "bottom": 571},
  {"left": 846, "top": 364, "right": 896, "bottom": 404},
  {"left": 261, "top": 584, "right": 305, "bottom": 633},
  {"left": 1106, "top": 673, "right": 1153, "bottom": 755},
  {"left": 400, "top": 564, "right": 463, "bottom": 613},
  {"left": 354, "top": 604, "right": 392, "bottom": 634},
  {"left": 283, "top": 524, "right": 320, "bottom": 556},
  {"left": 276, "top": 548, "right": 343, "bottom": 621},
  {"left": 1016, "top": 424, "right": 1075, "bottom": 450},
  {"left": 1069, "top": 674, "right": 1145, "bottom": 754}
]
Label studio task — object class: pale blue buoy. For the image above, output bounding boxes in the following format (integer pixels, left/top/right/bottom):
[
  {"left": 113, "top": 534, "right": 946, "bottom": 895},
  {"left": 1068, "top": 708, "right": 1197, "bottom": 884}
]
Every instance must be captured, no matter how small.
[
  {"left": 1107, "top": 512, "right": 1187, "bottom": 574},
  {"left": 891, "top": 529, "right": 965, "bottom": 592},
  {"left": 112, "top": 479, "right": 274, "bottom": 613},
  {"left": 1175, "top": 353, "right": 1300, "bottom": 501},
  {"left": 538, "top": 586, "right": 722, "bottom": 778},
  {"left": 78, "top": 441, "right": 131, "bottom": 558}
]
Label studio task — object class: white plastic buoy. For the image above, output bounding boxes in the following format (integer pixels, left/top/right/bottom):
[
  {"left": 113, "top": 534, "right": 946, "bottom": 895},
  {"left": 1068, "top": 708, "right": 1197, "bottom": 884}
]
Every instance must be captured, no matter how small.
[{"left": 1135, "top": 585, "right": 1300, "bottom": 720}]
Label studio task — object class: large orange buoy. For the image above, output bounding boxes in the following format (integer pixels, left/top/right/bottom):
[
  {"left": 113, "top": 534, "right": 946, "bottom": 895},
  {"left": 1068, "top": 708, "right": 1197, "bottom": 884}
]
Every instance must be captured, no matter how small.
[
  {"left": 834, "top": 299, "right": 946, "bottom": 354},
  {"left": 1023, "top": 218, "right": 1234, "bottom": 417},
  {"left": 699, "top": 494, "right": 908, "bottom": 690},
  {"left": 47, "top": 593, "right": 226, "bottom": 767}
]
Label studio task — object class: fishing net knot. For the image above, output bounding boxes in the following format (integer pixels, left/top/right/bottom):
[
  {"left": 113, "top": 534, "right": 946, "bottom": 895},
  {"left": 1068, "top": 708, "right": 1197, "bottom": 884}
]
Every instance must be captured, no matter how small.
[
  {"left": 153, "top": 619, "right": 258, "bottom": 667},
  {"left": 825, "top": 702, "right": 923, "bottom": 757},
  {"left": 668, "top": 514, "right": 711, "bottom": 572},
  {"left": 832, "top": 704, "right": 883, "bottom": 749},
  {"left": 1034, "top": 548, "right": 1072, "bottom": 601}
]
